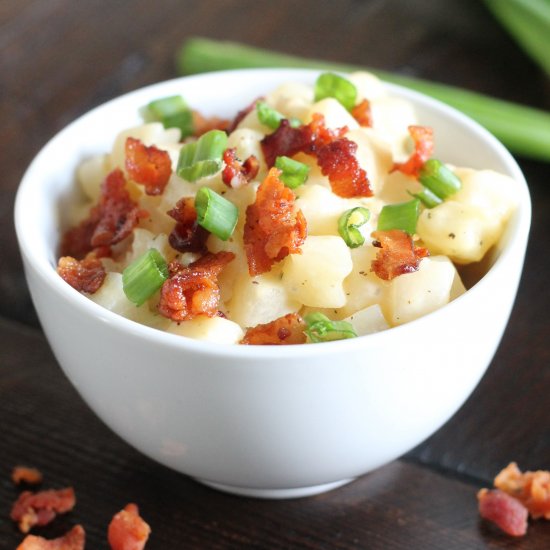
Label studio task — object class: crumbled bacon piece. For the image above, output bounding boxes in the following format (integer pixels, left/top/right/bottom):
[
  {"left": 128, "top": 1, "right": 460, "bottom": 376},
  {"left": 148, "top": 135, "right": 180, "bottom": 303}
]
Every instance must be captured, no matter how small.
[
  {"left": 167, "top": 197, "right": 209, "bottom": 253},
  {"left": 478, "top": 489, "right": 528, "bottom": 537},
  {"left": 192, "top": 110, "right": 230, "bottom": 137},
  {"left": 494, "top": 462, "right": 550, "bottom": 520},
  {"left": 243, "top": 168, "right": 306, "bottom": 276},
  {"left": 222, "top": 148, "right": 260, "bottom": 188},
  {"left": 11, "top": 487, "right": 76, "bottom": 533},
  {"left": 316, "top": 138, "right": 372, "bottom": 198},
  {"left": 260, "top": 113, "right": 346, "bottom": 167},
  {"left": 17, "top": 524, "right": 85, "bottom": 550},
  {"left": 60, "top": 168, "right": 148, "bottom": 258},
  {"left": 12, "top": 467, "right": 43, "bottom": 486},
  {"left": 108, "top": 503, "right": 151, "bottom": 550},
  {"left": 158, "top": 251, "right": 235, "bottom": 322},
  {"left": 371, "top": 229, "right": 429, "bottom": 281},
  {"left": 57, "top": 256, "right": 106, "bottom": 294},
  {"left": 351, "top": 99, "right": 373, "bottom": 127},
  {"left": 125, "top": 137, "right": 172, "bottom": 196},
  {"left": 241, "top": 313, "right": 307, "bottom": 345},
  {"left": 392, "top": 125, "right": 434, "bottom": 178}
]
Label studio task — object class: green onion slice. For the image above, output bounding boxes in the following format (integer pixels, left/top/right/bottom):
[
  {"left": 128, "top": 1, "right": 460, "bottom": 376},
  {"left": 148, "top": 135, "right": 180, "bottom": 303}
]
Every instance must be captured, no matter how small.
[
  {"left": 377, "top": 198, "right": 421, "bottom": 235},
  {"left": 314, "top": 72, "right": 357, "bottom": 111},
  {"left": 408, "top": 188, "right": 443, "bottom": 209},
  {"left": 144, "top": 95, "right": 194, "bottom": 138},
  {"left": 274, "top": 156, "right": 310, "bottom": 189},
  {"left": 256, "top": 101, "right": 300, "bottom": 129},
  {"left": 176, "top": 130, "right": 228, "bottom": 182},
  {"left": 419, "top": 159, "right": 462, "bottom": 200},
  {"left": 338, "top": 207, "right": 371, "bottom": 248},
  {"left": 122, "top": 249, "right": 169, "bottom": 307},
  {"left": 304, "top": 312, "right": 357, "bottom": 343},
  {"left": 195, "top": 187, "right": 238, "bottom": 241}
]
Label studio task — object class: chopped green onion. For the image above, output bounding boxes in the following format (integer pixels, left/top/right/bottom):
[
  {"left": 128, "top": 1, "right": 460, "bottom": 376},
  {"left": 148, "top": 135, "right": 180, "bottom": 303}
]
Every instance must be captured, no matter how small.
[
  {"left": 176, "top": 129, "right": 227, "bottom": 182},
  {"left": 122, "top": 249, "right": 169, "bottom": 307},
  {"left": 314, "top": 72, "right": 357, "bottom": 111},
  {"left": 195, "top": 187, "right": 238, "bottom": 240},
  {"left": 338, "top": 207, "right": 371, "bottom": 248},
  {"left": 274, "top": 156, "right": 310, "bottom": 189},
  {"left": 419, "top": 159, "right": 462, "bottom": 200},
  {"left": 144, "top": 95, "right": 194, "bottom": 137},
  {"left": 304, "top": 312, "right": 357, "bottom": 343},
  {"left": 177, "top": 38, "right": 550, "bottom": 162},
  {"left": 408, "top": 188, "right": 442, "bottom": 209},
  {"left": 377, "top": 198, "right": 421, "bottom": 235},
  {"left": 256, "top": 101, "right": 300, "bottom": 129}
]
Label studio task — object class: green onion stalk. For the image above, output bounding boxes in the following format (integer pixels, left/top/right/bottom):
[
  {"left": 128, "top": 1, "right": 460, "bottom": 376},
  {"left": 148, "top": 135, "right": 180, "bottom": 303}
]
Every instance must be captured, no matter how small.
[{"left": 176, "top": 37, "right": 550, "bottom": 163}]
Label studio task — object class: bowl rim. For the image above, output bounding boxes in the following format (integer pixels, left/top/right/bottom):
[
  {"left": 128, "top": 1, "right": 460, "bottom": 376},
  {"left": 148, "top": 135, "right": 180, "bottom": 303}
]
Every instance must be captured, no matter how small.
[{"left": 14, "top": 67, "right": 531, "bottom": 360}]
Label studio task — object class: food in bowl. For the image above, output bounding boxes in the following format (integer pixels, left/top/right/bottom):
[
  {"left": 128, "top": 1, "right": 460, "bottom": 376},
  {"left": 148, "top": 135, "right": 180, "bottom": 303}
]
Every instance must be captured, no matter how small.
[{"left": 55, "top": 71, "right": 518, "bottom": 345}]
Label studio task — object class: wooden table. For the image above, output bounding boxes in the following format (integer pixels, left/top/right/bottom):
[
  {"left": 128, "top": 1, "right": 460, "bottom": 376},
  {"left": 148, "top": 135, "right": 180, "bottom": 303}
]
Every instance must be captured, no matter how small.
[{"left": 1, "top": 1, "right": 549, "bottom": 548}]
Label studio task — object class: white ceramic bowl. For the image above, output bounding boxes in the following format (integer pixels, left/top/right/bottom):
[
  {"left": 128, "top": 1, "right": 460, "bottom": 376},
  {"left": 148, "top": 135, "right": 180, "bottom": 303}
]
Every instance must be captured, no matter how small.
[{"left": 14, "top": 69, "right": 530, "bottom": 498}]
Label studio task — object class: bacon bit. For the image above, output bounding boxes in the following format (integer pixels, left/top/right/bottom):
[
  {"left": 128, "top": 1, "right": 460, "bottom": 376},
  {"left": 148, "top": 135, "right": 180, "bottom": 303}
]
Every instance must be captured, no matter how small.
[
  {"left": 260, "top": 113, "right": 347, "bottom": 168},
  {"left": 60, "top": 169, "right": 148, "bottom": 258},
  {"left": 192, "top": 110, "right": 230, "bottom": 137},
  {"left": 241, "top": 313, "right": 307, "bottom": 345},
  {"left": 371, "top": 229, "right": 429, "bottom": 281},
  {"left": 243, "top": 168, "right": 307, "bottom": 276},
  {"left": 12, "top": 467, "right": 43, "bottom": 486},
  {"left": 494, "top": 462, "right": 550, "bottom": 520},
  {"left": 351, "top": 99, "right": 373, "bottom": 127},
  {"left": 222, "top": 148, "right": 260, "bottom": 188},
  {"left": 158, "top": 251, "right": 235, "bottom": 322},
  {"left": 167, "top": 197, "right": 209, "bottom": 253},
  {"left": 16, "top": 524, "right": 86, "bottom": 550},
  {"left": 125, "top": 137, "right": 172, "bottom": 196},
  {"left": 11, "top": 487, "right": 76, "bottom": 533},
  {"left": 316, "top": 138, "right": 372, "bottom": 198},
  {"left": 107, "top": 503, "right": 151, "bottom": 550},
  {"left": 57, "top": 256, "right": 106, "bottom": 294},
  {"left": 478, "top": 489, "right": 528, "bottom": 537},
  {"left": 392, "top": 125, "right": 434, "bottom": 178}
]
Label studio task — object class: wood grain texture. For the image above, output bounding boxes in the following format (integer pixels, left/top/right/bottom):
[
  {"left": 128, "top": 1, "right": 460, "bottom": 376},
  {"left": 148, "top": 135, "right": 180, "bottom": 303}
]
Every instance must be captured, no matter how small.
[{"left": 1, "top": 0, "right": 549, "bottom": 548}]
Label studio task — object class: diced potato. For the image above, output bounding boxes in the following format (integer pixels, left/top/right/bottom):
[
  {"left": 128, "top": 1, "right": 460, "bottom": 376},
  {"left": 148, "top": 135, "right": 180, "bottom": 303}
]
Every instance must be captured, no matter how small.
[
  {"left": 225, "top": 267, "right": 301, "bottom": 327},
  {"left": 282, "top": 236, "right": 353, "bottom": 308},
  {"left": 377, "top": 170, "right": 423, "bottom": 205},
  {"left": 77, "top": 154, "right": 109, "bottom": 202},
  {"left": 90, "top": 272, "right": 170, "bottom": 330},
  {"left": 265, "top": 81, "right": 314, "bottom": 121},
  {"left": 452, "top": 168, "right": 518, "bottom": 222},
  {"left": 295, "top": 184, "right": 346, "bottom": 236},
  {"left": 122, "top": 228, "right": 175, "bottom": 267},
  {"left": 417, "top": 201, "right": 502, "bottom": 264},
  {"left": 227, "top": 128, "right": 267, "bottom": 179},
  {"left": 345, "top": 128, "right": 393, "bottom": 195},
  {"left": 167, "top": 315, "right": 244, "bottom": 344},
  {"left": 348, "top": 72, "right": 387, "bottom": 102},
  {"left": 305, "top": 98, "right": 359, "bottom": 131},
  {"left": 339, "top": 245, "right": 385, "bottom": 318},
  {"left": 344, "top": 304, "right": 389, "bottom": 336},
  {"left": 382, "top": 256, "right": 459, "bottom": 326}
]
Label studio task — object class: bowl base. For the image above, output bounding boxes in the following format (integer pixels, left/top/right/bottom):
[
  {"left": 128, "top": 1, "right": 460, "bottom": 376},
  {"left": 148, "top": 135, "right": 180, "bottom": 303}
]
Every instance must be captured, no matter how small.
[{"left": 194, "top": 477, "right": 354, "bottom": 499}]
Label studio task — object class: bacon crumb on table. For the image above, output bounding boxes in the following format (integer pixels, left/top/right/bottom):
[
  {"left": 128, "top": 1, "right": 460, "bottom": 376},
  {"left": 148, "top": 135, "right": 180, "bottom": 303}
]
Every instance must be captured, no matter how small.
[
  {"left": 11, "top": 487, "right": 76, "bottom": 533},
  {"left": 391, "top": 125, "right": 434, "bottom": 178},
  {"left": 125, "top": 137, "right": 172, "bottom": 196},
  {"left": 243, "top": 167, "right": 306, "bottom": 276},
  {"left": 241, "top": 313, "right": 307, "bottom": 345},
  {"left": 16, "top": 524, "right": 86, "bottom": 550},
  {"left": 371, "top": 229, "right": 429, "bottom": 281},
  {"left": 107, "top": 503, "right": 151, "bottom": 550},
  {"left": 12, "top": 466, "right": 43, "bottom": 486},
  {"left": 158, "top": 251, "right": 235, "bottom": 321},
  {"left": 494, "top": 462, "right": 550, "bottom": 520},
  {"left": 57, "top": 256, "right": 106, "bottom": 294},
  {"left": 477, "top": 488, "right": 528, "bottom": 537}
]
